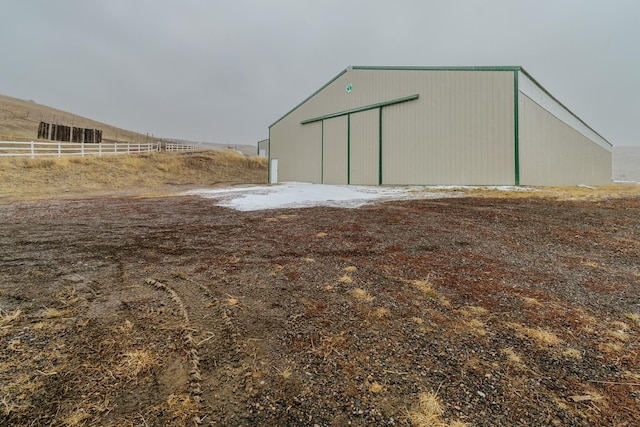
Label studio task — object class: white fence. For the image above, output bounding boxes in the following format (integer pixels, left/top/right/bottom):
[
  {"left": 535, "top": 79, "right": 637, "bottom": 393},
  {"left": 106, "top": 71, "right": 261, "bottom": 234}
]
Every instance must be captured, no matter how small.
[
  {"left": 0, "top": 140, "right": 161, "bottom": 158},
  {"left": 165, "top": 142, "right": 198, "bottom": 151}
]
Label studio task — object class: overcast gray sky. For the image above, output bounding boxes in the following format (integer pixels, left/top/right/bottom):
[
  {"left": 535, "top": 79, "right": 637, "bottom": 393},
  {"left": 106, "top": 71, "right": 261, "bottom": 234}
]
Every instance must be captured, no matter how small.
[{"left": 1, "top": 0, "right": 638, "bottom": 146}]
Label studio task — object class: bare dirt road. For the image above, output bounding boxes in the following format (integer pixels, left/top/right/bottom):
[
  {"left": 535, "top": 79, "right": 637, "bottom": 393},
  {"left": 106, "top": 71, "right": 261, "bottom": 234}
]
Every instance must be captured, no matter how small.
[{"left": 1, "top": 193, "right": 639, "bottom": 426}]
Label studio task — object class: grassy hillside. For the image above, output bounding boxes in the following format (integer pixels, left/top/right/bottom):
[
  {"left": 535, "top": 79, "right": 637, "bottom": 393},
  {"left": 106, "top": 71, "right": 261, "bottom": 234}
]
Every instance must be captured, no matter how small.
[
  {"left": 0, "top": 94, "right": 152, "bottom": 144},
  {"left": 613, "top": 146, "right": 640, "bottom": 182},
  {"left": 0, "top": 150, "right": 267, "bottom": 201},
  {"left": 0, "top": 94, "right": 258, "bottom": 155}
]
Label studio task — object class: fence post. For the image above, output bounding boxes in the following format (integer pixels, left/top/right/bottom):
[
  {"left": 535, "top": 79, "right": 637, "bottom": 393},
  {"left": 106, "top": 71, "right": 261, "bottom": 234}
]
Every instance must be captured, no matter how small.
[
  {"left": 99, "top": 143, "right": 102, "bottom": 156},
  {"left": 31, "top": 141, "right": 35, "bottom": 159},
  {"left": 58, "top": 141, "right": 61, "bottom": 158},
  {"left": 81, "top": 142, "right": 85, "bottom": 157}
]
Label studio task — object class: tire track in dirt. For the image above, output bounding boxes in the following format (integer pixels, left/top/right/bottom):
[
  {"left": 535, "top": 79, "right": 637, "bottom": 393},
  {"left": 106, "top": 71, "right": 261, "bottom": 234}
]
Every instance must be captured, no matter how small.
[
  {"left": 145, "top": 278, "right": 205, "bottom": 425},
  {"left": 145, "top": 275, "right": 253, "bottom": 425}
]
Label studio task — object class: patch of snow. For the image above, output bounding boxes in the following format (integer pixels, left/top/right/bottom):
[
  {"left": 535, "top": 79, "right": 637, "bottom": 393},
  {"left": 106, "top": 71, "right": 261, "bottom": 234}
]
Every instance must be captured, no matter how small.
[
  {"left": 187, "top": 182, "right": 438, "bottom": 211},
  {"left": 185, "top": 182, "right": 533, "bottom": 212}
]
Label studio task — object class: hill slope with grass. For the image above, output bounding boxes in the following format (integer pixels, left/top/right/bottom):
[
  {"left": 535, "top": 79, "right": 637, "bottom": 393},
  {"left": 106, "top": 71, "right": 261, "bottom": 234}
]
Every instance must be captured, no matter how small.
[
  {"left": 0, "top": 94, "right": 152, "bottom": 145},
  {"left": 0, "top": 94, "right": 257, "bottom": 155},
  {"left": 613, "top": 146, "right": 640, "bottom": 183},
  {"left": 0, "top": 150, "right": 267, "bottom": 201}
]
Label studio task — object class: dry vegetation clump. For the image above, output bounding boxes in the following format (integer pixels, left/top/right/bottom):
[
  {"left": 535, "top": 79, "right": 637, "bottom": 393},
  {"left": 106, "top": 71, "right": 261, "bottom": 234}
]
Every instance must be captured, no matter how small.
[
  {"left": 0, "top": 308, "right": 21, "bottom": 326},
  {"left": 349, "top": 288, "right": 375, "bottom": 302},
  {"left": 505, "top": 322, "right": 562, "bottom": 347},
  {"left": 425, "top": 184, "right": 640, "bottom": 201},
  {"left": 408, "top": 391, "right": 467, "bottom": 427},
  {"left": 413, "top": 278, "right": 439, "bottom": 299},
  {"left": 0, "top": 150, "right": 267, "bottom": 200}
]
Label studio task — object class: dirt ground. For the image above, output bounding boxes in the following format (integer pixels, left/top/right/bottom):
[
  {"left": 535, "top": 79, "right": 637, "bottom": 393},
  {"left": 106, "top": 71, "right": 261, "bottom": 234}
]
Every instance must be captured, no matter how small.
[{"left": 1, "top": 192, "right": 639, "bottom": 426}]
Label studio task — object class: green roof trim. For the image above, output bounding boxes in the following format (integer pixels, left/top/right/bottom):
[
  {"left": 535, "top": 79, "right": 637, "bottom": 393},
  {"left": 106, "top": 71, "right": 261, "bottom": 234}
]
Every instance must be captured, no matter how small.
[
  {"left": 269, "top": 68, "right": 349, "bottom": 129},
  {"left": 352, "top": 65, "right": 522, "bottom": 72},
  {"left": 269, "top": 66, "right": 522, "bottom": 129},
  {"left": 518, "top": 68, "right": 612, "bottom": 148},
  {"left": 301, "top": 94, "right": 419, "bottom": 124}
]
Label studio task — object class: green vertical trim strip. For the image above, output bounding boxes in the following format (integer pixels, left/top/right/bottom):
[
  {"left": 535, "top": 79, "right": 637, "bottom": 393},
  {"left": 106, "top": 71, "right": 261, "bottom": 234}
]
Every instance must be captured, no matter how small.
[
  {"left": 321, "top": 120, "right": 324, "bottom": 184},
  {"left": 267, "top": 129, "right": 271, "bottom": 183},
  {"left": 347, "top": 114, "right": 351, "bottom": 185},
  {"left": 378, "top": 107, "right": 383, "bottom": 185},
  {"left": 514, "top": 70, "right": 520, "bottom": 186}
]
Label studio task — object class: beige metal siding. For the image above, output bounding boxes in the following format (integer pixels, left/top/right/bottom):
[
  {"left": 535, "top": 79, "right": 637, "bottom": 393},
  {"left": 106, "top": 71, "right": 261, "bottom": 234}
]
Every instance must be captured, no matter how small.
[
  {"left": 271, "top": 68, "right": 516, "bottom": 186},
  {"left": 518, "top": 71, "right": 610, "bottom": 151},
  {"left": 269, "top": 120, "right": 322, "bottom": 183},
  {"left": 519, "top": 94, "right": 612, "bottom": 186},
  {"left": 322, "top": 116, "right": 348, "bottom": 184},
  {"left": 257, "top": 139, "right": 269, "bottom": 157},
  {"left": 349, "top": 109, "right": 379, "bottom": 185},
  {"left": 380, "top": 71, "right": 515, "bottom": 185}
]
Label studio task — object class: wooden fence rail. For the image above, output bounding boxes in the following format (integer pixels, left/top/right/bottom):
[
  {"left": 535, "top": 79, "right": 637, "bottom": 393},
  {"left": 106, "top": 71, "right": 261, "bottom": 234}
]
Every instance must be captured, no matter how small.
[{"left": 0, "top": 141, "right": 160, "bottom": 158}]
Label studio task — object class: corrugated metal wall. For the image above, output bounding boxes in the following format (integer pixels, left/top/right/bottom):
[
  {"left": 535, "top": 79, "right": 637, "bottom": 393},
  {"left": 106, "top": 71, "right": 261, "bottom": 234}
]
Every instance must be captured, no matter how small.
[
  {"left": 518, "top": 94, "right": 612, "bottom": 185},
  {"left": 322, "top": 116, "right": 348, "bottom": 184},
  {"left": 380, "top": 71, "right": 515, "bottom": 185},
  {"left": 269, "top": 120, "right": 322, "bottom": 183},
  {"left": 270, "top": 68, "right": 516, "bottom": 185},
  {"left": 257, "top": 139, "right": 269, "bottom": 157},
  {"left": 349, "top": 109, "right": 379, "bottom": 185}
]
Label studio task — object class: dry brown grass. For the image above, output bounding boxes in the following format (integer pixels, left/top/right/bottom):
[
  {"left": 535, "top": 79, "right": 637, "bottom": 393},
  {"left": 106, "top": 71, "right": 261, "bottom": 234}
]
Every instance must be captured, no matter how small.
[
  {"left": 428, "top": 184, "right": 640, "bottom": 201},
  {"left": 624, "top": 313, "right": 640, "bottom": 324},
  {"left": 369, "top": 382, "right": 385, "bottom": 393},
  {"left": 0, "top": 308, "right": 21, "bottom": 326},
  {"left": 118, "top": 350, "right": 158, "bottom": 379},
  {"left": 0, "top": 150, "right": 267, "bottom": 200},
  {"left": 562, "top": 348, "right": 582, "bottom": 360},
  {"left": 0, "top": 94, "right": 148, "bottom": 144},
  {"left": 412, "top": 279, "right": 439, "bottom": 299},
  {"left": 349, "top": 288, "right": 375, "bottom": 302},
  {"left": 505, "top": 322, "right": 562, "bottom": 347},
  {"left": 372, "top": 307, "right": 390, "bottom": 319},
  {"left": 408, "top": 391, "right": 467, "bottom": 427},
  {"left": 338, "top": 275, "right": 354, "bottom": 284},
  {"left": 226, "top": 297, "right": 240, "bottom": 307}
]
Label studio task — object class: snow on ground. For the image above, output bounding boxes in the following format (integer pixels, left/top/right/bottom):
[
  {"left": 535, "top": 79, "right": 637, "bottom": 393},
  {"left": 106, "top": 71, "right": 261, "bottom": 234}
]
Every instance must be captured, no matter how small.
[{"left": 186, "top": 182, "right": 533, "bottom": 212}]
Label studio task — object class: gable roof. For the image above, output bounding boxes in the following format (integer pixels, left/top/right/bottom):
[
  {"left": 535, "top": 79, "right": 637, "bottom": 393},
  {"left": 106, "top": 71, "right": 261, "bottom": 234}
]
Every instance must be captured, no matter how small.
[{"left": 269, "top": 65, "right": 611, "bottom": 149}]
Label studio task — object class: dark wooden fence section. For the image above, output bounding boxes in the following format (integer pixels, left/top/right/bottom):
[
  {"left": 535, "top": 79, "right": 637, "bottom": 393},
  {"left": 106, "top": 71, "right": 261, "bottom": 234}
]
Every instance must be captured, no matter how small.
[{"left": 37, "top": 122, "right": 102, "bottom": 143}]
